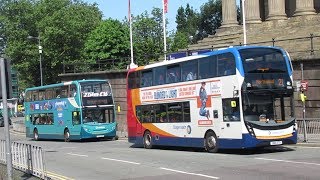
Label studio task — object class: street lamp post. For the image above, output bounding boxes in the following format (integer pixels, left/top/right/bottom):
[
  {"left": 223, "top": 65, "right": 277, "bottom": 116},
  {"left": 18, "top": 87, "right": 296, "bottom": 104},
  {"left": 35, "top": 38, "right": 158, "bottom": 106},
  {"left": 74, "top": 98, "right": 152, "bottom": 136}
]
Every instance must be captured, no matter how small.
[{"left": 28, "top": 35, "right": 43, "bottom": 86}]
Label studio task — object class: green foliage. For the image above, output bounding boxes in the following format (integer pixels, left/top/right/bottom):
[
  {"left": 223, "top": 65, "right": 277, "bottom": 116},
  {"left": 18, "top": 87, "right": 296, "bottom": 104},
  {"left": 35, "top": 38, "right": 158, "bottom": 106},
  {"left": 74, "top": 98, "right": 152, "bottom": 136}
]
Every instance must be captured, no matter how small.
[
  {"left": 83, "top": 19, "right": 130, "bottom": 70},
  {"left": 198, "top": 0, "right": 222, "bottom": 40},
  {"left": 1, "top": 0, "right": 102, "bottom": 89},
  {"left": 169, "top": 31, "right": 189, "bottom": 52},
  {"left": 133, "top": 8, "right": 167, "bottom": 65},
  {"left": 175, "top": 4, "right": 200, "bottom": 44}
]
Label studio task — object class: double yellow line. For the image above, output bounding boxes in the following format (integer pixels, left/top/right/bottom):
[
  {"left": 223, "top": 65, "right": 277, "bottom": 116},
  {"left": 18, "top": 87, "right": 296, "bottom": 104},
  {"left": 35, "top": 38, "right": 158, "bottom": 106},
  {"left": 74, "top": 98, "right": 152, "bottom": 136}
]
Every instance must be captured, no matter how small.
[{"left": 46, "top": 171, "right": 74, "bottom": 180}]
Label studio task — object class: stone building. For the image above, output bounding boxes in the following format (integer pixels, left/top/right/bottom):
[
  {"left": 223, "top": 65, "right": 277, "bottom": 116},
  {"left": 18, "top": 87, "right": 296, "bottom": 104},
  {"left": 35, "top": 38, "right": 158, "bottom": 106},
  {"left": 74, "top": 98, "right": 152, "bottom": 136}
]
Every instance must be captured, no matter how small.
[{"left": 187, "top": 0, "right": 320, "bottom": 118}]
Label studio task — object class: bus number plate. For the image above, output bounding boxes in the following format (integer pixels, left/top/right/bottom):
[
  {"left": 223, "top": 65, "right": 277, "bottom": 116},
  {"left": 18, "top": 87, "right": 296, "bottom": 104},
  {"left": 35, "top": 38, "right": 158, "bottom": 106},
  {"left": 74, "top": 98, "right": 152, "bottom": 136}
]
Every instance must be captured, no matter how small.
[
  {"left": 96, "top": 135, "right": 104, "bottom": 138},
  {"left": 270, "top": 141, "right": 282, "bottom": 145}
]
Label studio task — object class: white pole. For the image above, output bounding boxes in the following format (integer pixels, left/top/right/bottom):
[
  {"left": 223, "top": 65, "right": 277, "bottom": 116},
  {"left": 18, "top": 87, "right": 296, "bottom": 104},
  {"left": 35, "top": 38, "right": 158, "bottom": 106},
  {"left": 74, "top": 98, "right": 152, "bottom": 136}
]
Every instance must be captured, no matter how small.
[
  {"left": 242, "top": 0, "right": 247, "bottom": 45},
  {"left": 162, "top": 0, "right": 167, "bottom": 61},
  {"left": 1, "top": 58, "right": 13, "bottom": 180},
  {"left": 129, "top": 0, "right": 137, "bottom": 69}
]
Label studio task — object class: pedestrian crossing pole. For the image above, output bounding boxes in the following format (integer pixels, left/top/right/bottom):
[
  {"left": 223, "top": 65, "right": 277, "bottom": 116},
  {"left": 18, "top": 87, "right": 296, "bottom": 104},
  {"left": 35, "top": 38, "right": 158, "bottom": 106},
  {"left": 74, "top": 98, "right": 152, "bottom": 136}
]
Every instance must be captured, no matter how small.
[{"left": 1, "top": 57, "right": 13, "bottom": 179}]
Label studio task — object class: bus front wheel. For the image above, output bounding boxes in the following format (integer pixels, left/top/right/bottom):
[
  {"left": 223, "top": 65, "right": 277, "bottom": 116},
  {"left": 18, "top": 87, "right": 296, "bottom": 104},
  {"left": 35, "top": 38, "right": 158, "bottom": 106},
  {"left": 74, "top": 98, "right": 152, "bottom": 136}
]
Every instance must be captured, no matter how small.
[
  {"left": 64, "top": 129, "right": 70, "bottom": 142},
  {"left": 33, "top": 129, "right": 39, "bottom": 141},
  {"left": 205, "top": 131, "right": 218, "bottom": 153},
  {"left": 143, "top": 131, "right": 153, "bottom": 149}
]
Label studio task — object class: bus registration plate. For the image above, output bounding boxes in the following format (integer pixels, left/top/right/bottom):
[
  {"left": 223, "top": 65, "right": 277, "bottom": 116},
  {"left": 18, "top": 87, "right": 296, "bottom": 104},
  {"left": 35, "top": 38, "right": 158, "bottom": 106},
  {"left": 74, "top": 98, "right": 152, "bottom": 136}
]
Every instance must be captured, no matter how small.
[
  {"left": 270, "top": 141, "right": 282, "bottom": 145},
  {"left": 96, "top": 135, "right": 104, "bottom": 138}
]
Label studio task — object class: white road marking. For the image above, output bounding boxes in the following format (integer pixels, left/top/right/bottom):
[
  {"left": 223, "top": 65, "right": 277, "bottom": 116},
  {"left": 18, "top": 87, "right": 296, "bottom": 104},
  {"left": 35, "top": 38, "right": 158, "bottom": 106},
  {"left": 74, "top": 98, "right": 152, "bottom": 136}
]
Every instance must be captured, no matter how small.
[
  {"left": 101, "top": 157, "right": 141, "bottom": 165},
  {"left": 292, "top": 146, "right": 320, "bottom": 149},
  {"left": 255, "top": 157, "right": 320, "bottom": 166},
  {"left": 160, "top": 167, "right": 220, "bottom": 179},
  {"left": 67, "top": 153, "right": 88, "bottom": 157},
  {"left": 60, "top": 147, "right": 77, "bottom": 149}
]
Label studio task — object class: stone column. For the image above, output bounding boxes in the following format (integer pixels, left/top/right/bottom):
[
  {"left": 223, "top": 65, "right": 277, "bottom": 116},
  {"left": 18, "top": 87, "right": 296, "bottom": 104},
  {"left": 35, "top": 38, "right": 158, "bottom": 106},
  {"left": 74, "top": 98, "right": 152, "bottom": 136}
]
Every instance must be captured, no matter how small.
[
  {"left": 294, "top": 0, "right": 316, "bottom": 16},
  {"left": 267, "top": 0, "right": 287, "bottom": 20},
  {"left": 221, "top": 0, "right": 238, "bottom": 27},
  {"left": 245, "top": 0, "right": 261, "bottom": 24}
]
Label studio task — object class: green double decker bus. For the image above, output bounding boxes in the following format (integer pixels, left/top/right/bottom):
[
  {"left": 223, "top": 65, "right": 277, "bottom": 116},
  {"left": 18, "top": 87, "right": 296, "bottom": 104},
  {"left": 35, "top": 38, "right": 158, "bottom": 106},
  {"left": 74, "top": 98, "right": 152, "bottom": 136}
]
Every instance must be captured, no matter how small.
[{"left": 24, "top": 79, "right": 117, "bottom": 141}]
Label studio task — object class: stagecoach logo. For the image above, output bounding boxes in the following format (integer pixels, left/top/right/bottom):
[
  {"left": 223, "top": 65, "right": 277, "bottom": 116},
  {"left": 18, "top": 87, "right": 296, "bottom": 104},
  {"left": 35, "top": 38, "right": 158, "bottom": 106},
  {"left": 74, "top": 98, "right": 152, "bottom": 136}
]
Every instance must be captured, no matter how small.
[
  {"left": 187, "top": 125, "right": 192, "bottom": 134},
  {"left": 55, "top": 101, "right": 67, "bottom": 111},
  {"left": 173, "top": 125, "right": 186, "bottom": 130},
  {"left": 83, "top": 91, "right": 110, "bottom": 97}
]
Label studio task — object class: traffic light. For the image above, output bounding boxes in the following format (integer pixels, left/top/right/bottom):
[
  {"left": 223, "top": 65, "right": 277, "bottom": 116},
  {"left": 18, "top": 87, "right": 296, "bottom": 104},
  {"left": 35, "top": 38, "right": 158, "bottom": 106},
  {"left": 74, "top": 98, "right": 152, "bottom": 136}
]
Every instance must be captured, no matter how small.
[{"left": 0, "top": 57, "right": 13, "bottom": 99}]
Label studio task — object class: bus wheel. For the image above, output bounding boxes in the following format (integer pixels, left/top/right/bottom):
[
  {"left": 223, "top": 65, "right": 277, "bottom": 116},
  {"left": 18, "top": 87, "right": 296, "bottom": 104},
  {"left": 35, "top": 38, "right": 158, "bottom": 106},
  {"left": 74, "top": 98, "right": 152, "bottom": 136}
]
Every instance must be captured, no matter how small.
[
  {"left": 64, "top": 129, "right": 70, "bottom": 142},
  {"left": 143, "top": 131, "right": 153, "bottom": 149},
  {"left": 33, "top": 129, "right": 39, "bottom": 141},
  {"left": 205, "top": 131, "right": 218, "bottom": 153}
]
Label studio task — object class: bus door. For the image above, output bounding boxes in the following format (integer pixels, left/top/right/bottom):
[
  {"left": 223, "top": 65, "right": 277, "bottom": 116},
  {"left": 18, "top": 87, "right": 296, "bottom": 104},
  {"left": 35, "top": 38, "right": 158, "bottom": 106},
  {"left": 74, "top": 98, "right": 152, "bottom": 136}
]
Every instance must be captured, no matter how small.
[
  {"left": 136, "top": 106, "right": 143, "bottom": 135},
  {"left": 211, "top": 97, "right": 222, "bottom": 137},
  {"left": 220, "top": 98, "right": 242, "bottom": 141},
  {"left": 70, "top": 111, "right": 81, "bottom": 136},
  {"left": 212, "top": 97, "right": 242, "bottom": 143}
]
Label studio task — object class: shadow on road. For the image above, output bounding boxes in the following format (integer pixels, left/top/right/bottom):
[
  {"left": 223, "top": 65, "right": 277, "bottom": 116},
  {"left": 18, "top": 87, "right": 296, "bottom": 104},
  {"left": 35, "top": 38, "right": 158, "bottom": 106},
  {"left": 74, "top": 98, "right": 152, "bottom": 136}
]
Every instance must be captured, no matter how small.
[{"left": 129, "top": 145, "right": 295, "bottom": 155}]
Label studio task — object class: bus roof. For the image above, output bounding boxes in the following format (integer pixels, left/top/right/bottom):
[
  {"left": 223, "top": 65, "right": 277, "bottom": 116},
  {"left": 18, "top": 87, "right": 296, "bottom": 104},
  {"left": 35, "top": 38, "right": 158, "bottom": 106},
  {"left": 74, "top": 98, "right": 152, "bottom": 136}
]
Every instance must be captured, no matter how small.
[
  {"left": 25, "top": 79, "right": 109, "bottom": 91},
  {"left": 133, "top": 45, "right": 284, "bottom": 71}
]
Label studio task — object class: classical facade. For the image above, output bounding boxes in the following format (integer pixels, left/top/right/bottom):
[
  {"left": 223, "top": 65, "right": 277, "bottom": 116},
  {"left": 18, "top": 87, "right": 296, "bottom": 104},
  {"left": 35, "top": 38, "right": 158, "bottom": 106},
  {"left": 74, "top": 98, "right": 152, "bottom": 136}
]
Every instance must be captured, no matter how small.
[{"left": 188, "top": 0, "right": 320, "bottom": 118}]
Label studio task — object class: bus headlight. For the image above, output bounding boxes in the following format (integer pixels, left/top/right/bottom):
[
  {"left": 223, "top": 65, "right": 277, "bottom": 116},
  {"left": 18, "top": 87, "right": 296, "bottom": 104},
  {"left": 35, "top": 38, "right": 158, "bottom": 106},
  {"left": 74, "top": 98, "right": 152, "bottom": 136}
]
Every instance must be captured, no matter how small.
[
  {"left": 84, "top": 128, "right": 91, "bottom": 132},
  {"left": 286, "top": 81, "right": 291, "bottom": 86}
]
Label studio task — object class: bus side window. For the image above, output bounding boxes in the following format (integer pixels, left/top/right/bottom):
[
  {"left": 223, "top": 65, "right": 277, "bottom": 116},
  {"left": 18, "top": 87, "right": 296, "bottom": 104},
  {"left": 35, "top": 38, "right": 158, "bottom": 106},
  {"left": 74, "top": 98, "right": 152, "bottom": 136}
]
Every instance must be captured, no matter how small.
[
  {"left": 181, "top": 60, "right": 197, "bottom": 81},
  {"left": 25, "top": 91, "right": 32, "bottom": 102},
  {"left": 32, "top": 91, "right": 39, "bottom": 101},
  {"left": 167, "top": 65, "right": 180, "bottom": 83},
  {"left": 61, "top": 86, "right": 68, "bottom": 98},
  {"left": 39, "top": 90, "right": 45, "bottom": 100},
  {"left": 199, "top": 56, "right": 217, "bottom": 79},
  {"left": 45, "top": 89, "right": 53, "bottom": 99},
  {"left": 218, "top": 53, "right": 236, "bottom": 76},
  {"left": 141, "top": 70, "right": 153, "bottom": 87},
  {"left": 69, "top": 85, "right": 77, "bottom": 97}
]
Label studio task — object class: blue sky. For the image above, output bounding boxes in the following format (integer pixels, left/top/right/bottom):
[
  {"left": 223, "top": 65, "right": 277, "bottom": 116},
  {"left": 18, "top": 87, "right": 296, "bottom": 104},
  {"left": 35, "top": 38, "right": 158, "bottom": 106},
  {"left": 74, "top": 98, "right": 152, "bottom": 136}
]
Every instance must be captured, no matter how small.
[{"left": 84, "top": 0, "right": 211, "bottom": 31}]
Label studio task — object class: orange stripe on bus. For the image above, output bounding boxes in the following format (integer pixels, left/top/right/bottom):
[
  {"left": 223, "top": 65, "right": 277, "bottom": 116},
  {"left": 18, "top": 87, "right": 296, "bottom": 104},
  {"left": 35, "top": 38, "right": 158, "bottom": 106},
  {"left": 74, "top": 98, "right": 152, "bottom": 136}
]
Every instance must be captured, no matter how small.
[
  {"left": 256, "top": 133, "right": 292, "bottom": 140},
  {"left": 142, "top": 123, "right": 176, "bottom": 137}
]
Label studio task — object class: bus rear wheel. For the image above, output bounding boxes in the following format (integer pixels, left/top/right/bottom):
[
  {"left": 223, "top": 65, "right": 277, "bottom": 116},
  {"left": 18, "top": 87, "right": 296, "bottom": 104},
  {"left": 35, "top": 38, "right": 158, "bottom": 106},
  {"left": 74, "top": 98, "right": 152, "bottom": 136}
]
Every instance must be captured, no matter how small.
[
  {"left": 143, "top": 131, "right": 153, "bottom": 149},
  {"left": 64, "top": 129, "right": 70, "bottom": 142},
  {"left": 205, "top": 131, "right": 218, "bottom": 153},
  {"left": 33, "top": 129, "right": 39, "bottom": 141}
]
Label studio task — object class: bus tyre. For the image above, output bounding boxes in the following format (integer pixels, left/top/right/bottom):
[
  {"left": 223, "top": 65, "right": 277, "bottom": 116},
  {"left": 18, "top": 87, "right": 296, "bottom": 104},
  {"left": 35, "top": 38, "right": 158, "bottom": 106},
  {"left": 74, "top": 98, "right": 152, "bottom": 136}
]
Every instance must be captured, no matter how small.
[
  {"left": 143, "top": 131, "right": 153, "bottom": 149},
  {"left": 205, "top": 131, "right": 218, "bottom": 153},
  {"left": 33, "top": 129, "right": 39, "bottom": 141},
  {"left": 64, "top": 129, "right": 70, "bottom": 142}
]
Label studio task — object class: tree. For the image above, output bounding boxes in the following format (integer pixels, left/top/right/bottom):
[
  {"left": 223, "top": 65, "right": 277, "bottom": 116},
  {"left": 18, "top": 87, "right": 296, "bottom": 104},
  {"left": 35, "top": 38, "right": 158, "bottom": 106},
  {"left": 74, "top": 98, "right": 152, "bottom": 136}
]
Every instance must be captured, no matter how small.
[
  {"left": 197, "top": 0, "right": 222, "bottom": 40},
  {"left": 1, "top": 0, "right": 102, "bottom": 89},
  {"left": 175, "top": 4, "right": 200, "bottom": 44},
  {"left": 169, "top": 31, "right": 189, "bottom": 52},
  {"left": 83, "top": 19, "right": 130, "bottom": 70},
  {"left": 133, "top": 8, "right": 168, "bottom": 65}
]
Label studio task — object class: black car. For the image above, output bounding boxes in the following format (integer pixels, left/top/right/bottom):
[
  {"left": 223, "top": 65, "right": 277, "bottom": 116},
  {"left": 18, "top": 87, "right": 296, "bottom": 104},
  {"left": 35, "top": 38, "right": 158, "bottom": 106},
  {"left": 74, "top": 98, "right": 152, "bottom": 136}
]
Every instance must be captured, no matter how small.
[{"left": 0, "top": 114, "right": 12, "bottom": 127}]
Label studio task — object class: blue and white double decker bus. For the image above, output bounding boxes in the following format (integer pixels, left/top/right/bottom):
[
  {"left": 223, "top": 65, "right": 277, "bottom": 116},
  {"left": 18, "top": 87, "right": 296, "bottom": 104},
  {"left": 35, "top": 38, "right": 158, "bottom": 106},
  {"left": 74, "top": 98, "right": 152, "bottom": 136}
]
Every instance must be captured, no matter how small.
[
  {"left": 127, "top": 46, "right": 297, "bottom": 152},
  {"left": 24, "top": 79, "right": 117, "bottom": 141}
]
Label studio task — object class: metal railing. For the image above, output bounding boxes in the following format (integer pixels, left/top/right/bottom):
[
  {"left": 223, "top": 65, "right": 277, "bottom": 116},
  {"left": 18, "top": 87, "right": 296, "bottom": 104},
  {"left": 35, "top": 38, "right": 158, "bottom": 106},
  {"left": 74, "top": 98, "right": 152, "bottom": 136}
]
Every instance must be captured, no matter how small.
[
  {"left": 296, "top": 118, "right": 320, "bottom": 142},
  {"left": 0, "top": 140, "right": 46, "bottom": 179}
]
